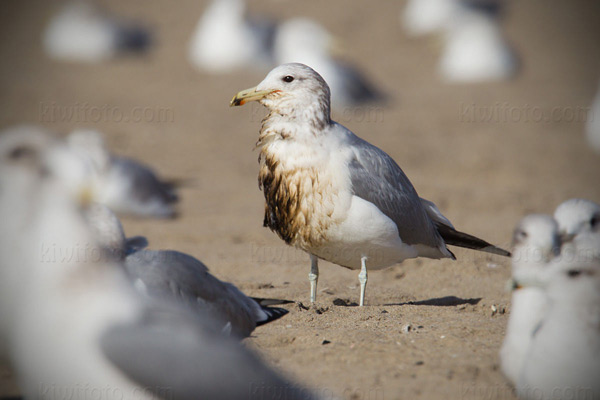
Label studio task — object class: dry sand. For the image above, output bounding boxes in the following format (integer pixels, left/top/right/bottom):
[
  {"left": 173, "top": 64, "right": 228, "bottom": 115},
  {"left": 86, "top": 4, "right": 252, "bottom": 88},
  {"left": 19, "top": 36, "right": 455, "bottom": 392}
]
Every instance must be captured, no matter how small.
[{"left": 1, "top": 0, "right": 599, "bottom": 399}]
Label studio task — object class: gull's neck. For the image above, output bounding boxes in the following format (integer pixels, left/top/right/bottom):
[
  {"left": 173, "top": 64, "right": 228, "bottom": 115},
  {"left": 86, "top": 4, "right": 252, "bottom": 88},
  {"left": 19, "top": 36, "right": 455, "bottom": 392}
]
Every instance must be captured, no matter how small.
[{"left": 258, "top": 100, "right": 331, "bottom": 148}]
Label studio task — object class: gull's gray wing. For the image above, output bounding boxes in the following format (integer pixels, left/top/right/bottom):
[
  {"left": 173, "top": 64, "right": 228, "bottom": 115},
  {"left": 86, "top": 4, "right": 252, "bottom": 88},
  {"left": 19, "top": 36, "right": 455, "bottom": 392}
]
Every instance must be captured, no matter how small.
[
  {"left": 111, "top": 156, "right": 178, "bottom": 217},
  {"left": 124, "top": 250, "right": 287, "bottom": 337},
  {"left": 344, "top": 131, "right": 446, "bottom": 252},
  {"left": 419, "top": 198, "right": 511, "bottom": 257},
  {"left": 100, "top": 306, "right": 319, "bottom": 400},
  {"left": 337, "top": 62, "right": 387, "bottom": 106}
]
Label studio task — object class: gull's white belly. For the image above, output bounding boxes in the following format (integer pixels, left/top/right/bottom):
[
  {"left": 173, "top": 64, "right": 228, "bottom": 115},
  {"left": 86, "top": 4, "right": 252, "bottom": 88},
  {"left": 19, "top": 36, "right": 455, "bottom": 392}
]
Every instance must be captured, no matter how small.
[{"left": 310, "top": 195, "right": 418, "bottom": 269}]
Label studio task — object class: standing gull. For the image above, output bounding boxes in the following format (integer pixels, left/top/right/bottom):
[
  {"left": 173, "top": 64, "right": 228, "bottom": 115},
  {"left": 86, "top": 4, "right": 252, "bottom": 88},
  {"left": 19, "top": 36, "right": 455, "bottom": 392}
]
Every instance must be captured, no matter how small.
[
  {"left": 84, "top": 203, "right": 290, "bottom": 338},
  {"left": 499, "top": 214, "right": 560, "bottom": 386},
  {"left": 230, "top": 63, "right": 509, "bottom": 306}
]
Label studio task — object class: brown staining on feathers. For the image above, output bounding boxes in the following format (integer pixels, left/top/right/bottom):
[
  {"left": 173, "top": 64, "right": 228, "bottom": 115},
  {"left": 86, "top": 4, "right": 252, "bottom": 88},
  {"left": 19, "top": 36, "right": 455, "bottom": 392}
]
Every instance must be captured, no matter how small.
[
  {"left": 256, "top": 112, "right": 332, "bottom": 249},
  {"left": 259, "top": 155, "right": 299, "bottom": 244},
  {"left": 258, "top": 153, "right": 327, "bottom": 249}
]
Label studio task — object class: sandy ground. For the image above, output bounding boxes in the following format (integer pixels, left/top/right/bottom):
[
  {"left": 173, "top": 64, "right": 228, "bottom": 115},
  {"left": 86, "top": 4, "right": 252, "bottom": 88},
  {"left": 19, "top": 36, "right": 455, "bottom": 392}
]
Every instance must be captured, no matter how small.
[{"left": 1, "top": 0, "right": 600, "bottom": 399}]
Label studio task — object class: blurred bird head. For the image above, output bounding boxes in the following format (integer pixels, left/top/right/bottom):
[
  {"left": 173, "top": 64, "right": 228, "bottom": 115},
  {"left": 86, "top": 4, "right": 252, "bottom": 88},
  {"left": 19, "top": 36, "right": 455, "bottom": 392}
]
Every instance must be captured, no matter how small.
[
  {"left": 554, "top": 198, "right": 600, "bottom": 263},
  {"left": 512, "top": 214, "right": 561, "bottom": 263},
  {"left": 0, "top": 125, "right": 98, "bottom": 210},
  {"left": 274, "top": 18, "right": 347, "bottom": 62},
  {"left": 554, "top": 198, "right": 600, "bottom": 238},
  {"left": 510, "top": 214, "right": 561, "bottom": 289}
]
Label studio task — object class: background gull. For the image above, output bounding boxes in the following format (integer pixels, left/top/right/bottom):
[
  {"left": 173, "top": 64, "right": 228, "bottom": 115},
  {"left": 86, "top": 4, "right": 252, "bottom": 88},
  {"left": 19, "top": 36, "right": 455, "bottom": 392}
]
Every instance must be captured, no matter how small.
[
  {"left": 586, "top": 84, "right": 600, "bottom": 153},
  {"left": 84, "top": 202, "right": 290, "bottom": 338},
  {"left": 43, "top": 0, "right": 151, "bottom": 63},
  {"left": 187, "top": 0, "right": 276, "bottom": 73},
  {"left": 499, "top": 214, "right": 560, "bottom": 387},
  {"left": 438, "top": 1, "right": 518, "bottom": 83},
  {"left": 273, "top": 18, "right": 385, "bottom": 108},
  {"left": 0, "top": 128, "right": 324, "bottom": 400},
  {"left": 230, "top": 63, "right": 509, "bottom": 306},
  {"left": 68, "top": 129, "right": 179, "bottom": 218},
  {"left": 401, "top": 0, "right": 463, "bottom": 37}
]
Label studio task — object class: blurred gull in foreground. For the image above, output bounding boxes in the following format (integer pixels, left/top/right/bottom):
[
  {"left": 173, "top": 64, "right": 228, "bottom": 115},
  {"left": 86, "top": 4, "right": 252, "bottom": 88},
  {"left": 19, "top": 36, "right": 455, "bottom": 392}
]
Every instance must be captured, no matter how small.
[
  {"left": 0, "top": 127, "right": 323, "bottom": 400},
  {"left": 68, "top": 129, "right": 179, "bottom": 218},
  {"left": 188, "top": 0, "right": 275, "bottom": 73},
  {"left": 84, "top": 203, "right": 290, "bottom": 338},
  {"left": 516, "top": 249, "right": 600, "bottom": 399},
  {"left": 230, "top": 63, "right": 509, "bottom": 306},
  {"left": 274, "top": 18, "right": 385, "bottom": 108},
  {"left": 499, "top": 214, "right": 560, "bottom": 386},
  {"left": 43, "top": 0, "right": 151, "bottom": 63}
]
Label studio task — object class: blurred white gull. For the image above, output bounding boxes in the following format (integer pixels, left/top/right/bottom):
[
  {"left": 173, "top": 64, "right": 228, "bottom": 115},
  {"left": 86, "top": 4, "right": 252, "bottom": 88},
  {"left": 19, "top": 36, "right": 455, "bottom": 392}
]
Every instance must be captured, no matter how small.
[
  {"left": 84, "top": 202, "right": 290, "bottom": 338},
  {"left": 585, "top": 84, "right": 600, "bottom": 153},
  {"left": 67, "top": 129, "right": 179, "bottom": 218},
  {"left": 0, "top": 126, "right": 60, "bottom": 363},
  {"left": 188, "top": 0, "right": 275, "bottom": 73},
  {"left": 554, "top": 198, "right": 600, "bottom": 262},
  {"left": 273, "top": 18, "right": 385, "bottom": 108},
  {"left": 516, "top": 251, "right": 600, "bottom": 399},
  {"left": 438, "top": 1, "right": 517, "bottom": 83},
  {"left": 401, "top": 0, "right": 463, "bottom": 37},
  {"left": 230, "top": 63, "right": 509, "bottom": 306},
  {"left": 0, "top": 127, "right": 324, "bottom": 400},
  {"left": 499, "top": 214, "right": 560, "bottom": 386},
  {"left": 43, "top": 0, "right": 151, "bottom": 63}
]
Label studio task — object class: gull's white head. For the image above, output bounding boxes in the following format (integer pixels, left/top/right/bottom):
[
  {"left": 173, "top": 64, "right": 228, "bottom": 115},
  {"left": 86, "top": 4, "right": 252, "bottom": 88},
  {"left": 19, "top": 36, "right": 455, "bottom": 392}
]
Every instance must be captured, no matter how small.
[
  {"left": 554, "top": 198, "right": 600, "bottom": 262},
  {"left": 510, "top": 214, "right": 561, "bottom": 290},
  {"left": 67, "top": 129, "right": 110, "bottom": 172},
  {"left": 554, "top": 198, "right": 600, "bottom": 237},
  {"left": 230, "top": 63, "right": 331, "bottom": 127},
  {"left": 0, "top": 126, "right": 57, "bottom": 211},
  {"left": 512, "top": 214, "right": 560, "bottom": 267}
]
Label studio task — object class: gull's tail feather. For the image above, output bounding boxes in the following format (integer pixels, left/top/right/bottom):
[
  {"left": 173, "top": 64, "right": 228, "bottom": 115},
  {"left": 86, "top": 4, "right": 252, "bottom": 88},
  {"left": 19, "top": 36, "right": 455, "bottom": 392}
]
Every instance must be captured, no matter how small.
[
  {"left": 255, "top": 306, "right": 289, "bottom": 327},
  {"left": 434, "top": 222, "right": 511, "bottom": 257},
  {"left": 250, "top": 297, "right": 295, "bottom": 307},
  {"left": 251, "top": 297, "right": 292, "bottom": 327}
]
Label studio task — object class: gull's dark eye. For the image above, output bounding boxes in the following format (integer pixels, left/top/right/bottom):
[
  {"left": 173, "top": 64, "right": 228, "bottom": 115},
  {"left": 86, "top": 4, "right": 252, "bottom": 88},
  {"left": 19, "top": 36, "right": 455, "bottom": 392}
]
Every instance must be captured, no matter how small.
[
  {"left": 567, "top": 269, "right": 582, "bottom": 278},
  {"left": 282, "top": 75, "right": 294, "bottom": 83},
  {"left": 513, "top": 229, "right": 528, "bottom": 243},
  {"left": 590, "top": 213, "right": 599, "bottom": 230},
  {"left": 8, "top": 146, "right": 35, "bottom": 160}
]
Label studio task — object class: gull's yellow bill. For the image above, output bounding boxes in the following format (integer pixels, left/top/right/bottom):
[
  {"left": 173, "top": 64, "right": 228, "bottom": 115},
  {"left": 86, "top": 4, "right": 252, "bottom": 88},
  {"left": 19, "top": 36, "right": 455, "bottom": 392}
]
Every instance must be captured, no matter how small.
[{"left": 230, "top": 87, "right": 278, "bottom": 107}]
